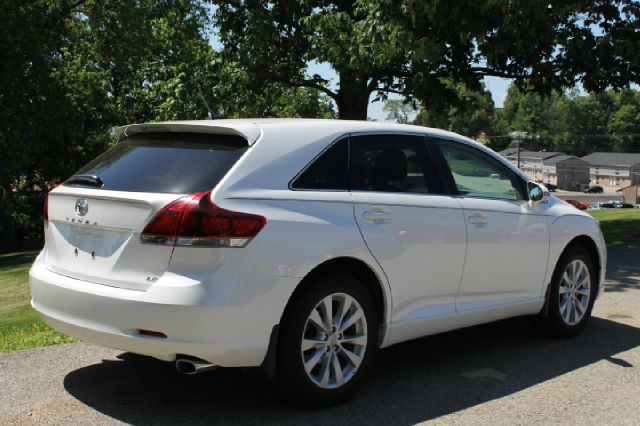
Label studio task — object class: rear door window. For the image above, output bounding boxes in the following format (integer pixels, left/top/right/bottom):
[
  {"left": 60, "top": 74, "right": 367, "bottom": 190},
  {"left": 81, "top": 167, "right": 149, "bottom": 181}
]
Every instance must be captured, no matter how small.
[
  {"left": 66, "top": 132, "right": 248, "bottom": 193},
  {"left": 350, "top": 134, "right": 441, "bottom": 194}
]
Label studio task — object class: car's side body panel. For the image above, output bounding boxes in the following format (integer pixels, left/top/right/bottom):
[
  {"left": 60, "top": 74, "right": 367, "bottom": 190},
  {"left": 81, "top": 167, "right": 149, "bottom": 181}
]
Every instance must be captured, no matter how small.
[
  {"left": 454, "top": 197, "right": 550, "bottom": 310},
  {"left": 351, "top": 192, "right": 467, "bottom": 345},
  {"left": 217, "top": 193, "right": 395, "bottom": 345},
  {"left": 385, "top": 296, "right": 543, "bottom": 347}
]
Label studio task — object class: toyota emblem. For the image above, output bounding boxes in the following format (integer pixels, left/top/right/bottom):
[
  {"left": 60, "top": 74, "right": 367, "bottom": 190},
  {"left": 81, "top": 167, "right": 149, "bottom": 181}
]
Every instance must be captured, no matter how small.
[{"left": 75, "top": 199, "right": 89, "bottom": 217}]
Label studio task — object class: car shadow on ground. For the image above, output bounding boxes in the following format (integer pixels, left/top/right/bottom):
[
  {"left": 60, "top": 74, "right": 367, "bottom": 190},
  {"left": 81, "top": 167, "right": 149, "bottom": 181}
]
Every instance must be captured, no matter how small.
[
  {"left": 63, "top": 316, "right": 640, "bottom": 425},
  {"left": 604, "top": 246, "right": 640, "bottom": 293}
]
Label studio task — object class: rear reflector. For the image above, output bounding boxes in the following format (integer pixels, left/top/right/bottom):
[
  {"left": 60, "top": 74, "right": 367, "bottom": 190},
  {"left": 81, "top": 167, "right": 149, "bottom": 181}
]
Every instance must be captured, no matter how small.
[{"left": 141, "top": 191, "right": 266, "bottom": 248}]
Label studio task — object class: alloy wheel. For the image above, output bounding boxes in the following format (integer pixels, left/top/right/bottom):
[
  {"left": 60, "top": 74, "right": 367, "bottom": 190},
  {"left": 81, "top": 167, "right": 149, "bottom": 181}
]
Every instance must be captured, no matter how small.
[
  {"left": 300, "top": 292, "right": 368, "bottom": 389},
  {"left": 558, "top": 259, "right": 591, "bottom": 325}
]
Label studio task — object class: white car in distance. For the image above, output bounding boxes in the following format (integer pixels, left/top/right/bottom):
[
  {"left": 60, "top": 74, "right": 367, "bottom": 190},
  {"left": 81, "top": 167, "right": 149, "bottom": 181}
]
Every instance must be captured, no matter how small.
[{"left": 30, "top": 119, "right": 606, "bottom": 405}]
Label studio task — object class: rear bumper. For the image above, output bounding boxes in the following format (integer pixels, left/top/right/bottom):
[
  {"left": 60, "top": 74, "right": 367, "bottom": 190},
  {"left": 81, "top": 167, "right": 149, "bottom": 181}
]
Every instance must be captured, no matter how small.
[{"left": 29, "top": 255, "right": 298, "bottom": 367}]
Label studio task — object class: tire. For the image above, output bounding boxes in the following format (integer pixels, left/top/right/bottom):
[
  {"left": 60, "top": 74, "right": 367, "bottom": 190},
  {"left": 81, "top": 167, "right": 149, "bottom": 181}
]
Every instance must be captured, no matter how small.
[
  {"left": 277, "top": 273, "right": 379, "bottom": 406},
  {"left": 540, "top": 247, "right": 597, "bottom": 337}
]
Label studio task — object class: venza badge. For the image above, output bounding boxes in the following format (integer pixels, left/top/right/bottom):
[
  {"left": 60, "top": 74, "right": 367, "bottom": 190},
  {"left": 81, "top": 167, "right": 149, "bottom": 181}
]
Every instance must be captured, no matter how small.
[{"left": 75, "top": 198, "right": 89, "bottom": 217}]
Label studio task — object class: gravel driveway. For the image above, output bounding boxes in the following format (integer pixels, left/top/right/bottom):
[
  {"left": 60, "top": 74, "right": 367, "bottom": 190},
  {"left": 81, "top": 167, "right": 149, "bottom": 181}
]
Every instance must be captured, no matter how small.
[{"left": 1, "top": 247, "right": 639, "bottom": 425}]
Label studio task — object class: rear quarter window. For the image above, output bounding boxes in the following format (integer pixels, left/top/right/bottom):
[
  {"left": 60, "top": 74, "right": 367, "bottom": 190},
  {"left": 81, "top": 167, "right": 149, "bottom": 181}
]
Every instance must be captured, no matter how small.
[
  {"left": 291, "top": 138, "right": 349, "bottom": 190},
  {"left": 67, "top": 132, "right": 247, "bottom": 193}
]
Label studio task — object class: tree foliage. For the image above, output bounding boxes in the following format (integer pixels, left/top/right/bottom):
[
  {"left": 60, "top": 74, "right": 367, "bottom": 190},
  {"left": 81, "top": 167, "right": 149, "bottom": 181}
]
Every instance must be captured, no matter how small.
[
  {"left": 491, "top": 85, "right": 640, "bottom": 155},
  {"left": 383, "top": 100, "right": 416, "bottom": 124},
  {"left": 211, "top": 0, "right": 640, "bottom": 119},
  {"left": 0, "top": 0, "right": 332, "bottom": 251},
  {"left": 413, "top": 83, "right": 495, "bottom": 138}
]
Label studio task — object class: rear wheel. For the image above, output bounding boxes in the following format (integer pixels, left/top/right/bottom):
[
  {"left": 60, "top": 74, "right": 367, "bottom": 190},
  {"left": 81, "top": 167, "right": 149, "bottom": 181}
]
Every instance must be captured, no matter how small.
[
  {"left": 277, "top": 274, "right": 378, "bottom": 406},
  {"left": 541, "top": 247, "right": 597, "bottom": 337}
]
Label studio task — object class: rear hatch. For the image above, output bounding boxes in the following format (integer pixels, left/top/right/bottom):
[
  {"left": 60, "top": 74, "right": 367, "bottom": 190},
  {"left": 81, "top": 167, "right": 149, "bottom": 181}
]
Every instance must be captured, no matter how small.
[{"left": 43, "top": 131, "right": 248, "bottom": 291}]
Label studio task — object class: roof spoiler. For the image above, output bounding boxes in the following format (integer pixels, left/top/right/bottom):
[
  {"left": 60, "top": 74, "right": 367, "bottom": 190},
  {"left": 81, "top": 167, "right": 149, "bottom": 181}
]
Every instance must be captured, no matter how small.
[{"left": 116, "top": 121, "right": 261, "bottom": 145}]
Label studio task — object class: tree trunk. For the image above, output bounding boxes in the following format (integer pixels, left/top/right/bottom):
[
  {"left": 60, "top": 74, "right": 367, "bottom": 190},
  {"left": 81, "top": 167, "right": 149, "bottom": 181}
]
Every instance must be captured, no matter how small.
[{"left": 335, "top": 73, "right": 370, "bottom": 120}]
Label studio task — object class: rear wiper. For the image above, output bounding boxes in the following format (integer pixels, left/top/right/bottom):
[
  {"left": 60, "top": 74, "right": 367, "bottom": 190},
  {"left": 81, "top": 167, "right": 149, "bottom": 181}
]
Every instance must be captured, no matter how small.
[{"left": 66, "top": 174, "right": 104, "bottom": 187}]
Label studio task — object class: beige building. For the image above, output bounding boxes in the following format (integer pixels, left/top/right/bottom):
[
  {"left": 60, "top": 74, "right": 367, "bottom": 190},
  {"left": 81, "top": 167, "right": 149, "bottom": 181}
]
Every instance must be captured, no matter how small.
[
  {"left": 581, "top": 153, "right": 640, "bottom": 190},
  {"left": 619, "top": 184, "right": 640, "bottom": 204},
  {"left": 541, "top": 155, "right": 591, "bottom": 191},
  {"left": 498, "top": 149, "right": 564, "bottom": 182},
  {"left": 498, "top": 149, "right": 640, "bottom": 191}
]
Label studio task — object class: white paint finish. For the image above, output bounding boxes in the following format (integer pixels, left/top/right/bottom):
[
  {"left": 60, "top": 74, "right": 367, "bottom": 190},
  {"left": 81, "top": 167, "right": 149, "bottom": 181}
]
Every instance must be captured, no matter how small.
[
  {"left": 386, "top": 298, "right": 543, "bottom": 347},
  {"left": 455, "top": 197, "right": 551, "bottom": 309},
  {"left": 48, "top": 186, "right": 182, "bottom": 230},
  {"left": 218, "top": 194, "right": 395, "bottom": 344},
  {"left": 547, "top": 214, "right": 607, "bottom": 297},
  {"left": 30, "top": 252, "right": 299, "bottom": 366},
  {"left": 540, "top": 196, "right": 607, "bottom": 297},
  {"left": 43, "top": 223, "right": 175, "bottom": 291},
  {"left": 351, "top": 192, "right": 466, "bottom": 328},
  {"left": 29, "top": 119, "right": 607, "bottom": 368},
  {"left": 225, "top": 195, "right": 391, "bottom": 291},
  {"left": 44, "top": 188, "right": 183, "bottom": 290}
]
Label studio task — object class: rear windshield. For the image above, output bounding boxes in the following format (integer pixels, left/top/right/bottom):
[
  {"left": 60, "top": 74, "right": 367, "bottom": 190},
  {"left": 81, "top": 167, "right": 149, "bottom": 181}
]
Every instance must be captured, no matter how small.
[{"left": 67, "top": 132, "right": 248, "bottom": 193}]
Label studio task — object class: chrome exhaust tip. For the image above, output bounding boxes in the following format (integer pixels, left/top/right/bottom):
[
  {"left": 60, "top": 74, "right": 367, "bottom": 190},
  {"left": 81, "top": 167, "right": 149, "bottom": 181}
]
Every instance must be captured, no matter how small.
[{"left": 175, "top": 358, "right": 217, "bottom": 375}]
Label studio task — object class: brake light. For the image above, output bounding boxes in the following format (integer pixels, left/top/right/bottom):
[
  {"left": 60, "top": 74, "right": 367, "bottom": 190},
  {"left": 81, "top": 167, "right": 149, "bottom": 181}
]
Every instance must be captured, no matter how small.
[
  {"left": 141, "top": 192, "right": 266, "bottom": 248},
  {"left": 44, "top": 195, "right": 49, "bottom": 222}
]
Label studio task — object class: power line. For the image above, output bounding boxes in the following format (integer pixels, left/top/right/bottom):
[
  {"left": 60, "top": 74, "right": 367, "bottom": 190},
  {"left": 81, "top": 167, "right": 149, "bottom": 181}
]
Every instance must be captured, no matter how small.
[{"left": 488, "top": 133, "right": 640, "bottom": 139}]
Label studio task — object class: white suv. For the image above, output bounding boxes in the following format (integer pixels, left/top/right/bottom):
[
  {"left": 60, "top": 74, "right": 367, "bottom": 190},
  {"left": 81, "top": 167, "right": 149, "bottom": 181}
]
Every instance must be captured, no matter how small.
[{"left": 30, "top": 119, "right": 606, "bottom": 405}]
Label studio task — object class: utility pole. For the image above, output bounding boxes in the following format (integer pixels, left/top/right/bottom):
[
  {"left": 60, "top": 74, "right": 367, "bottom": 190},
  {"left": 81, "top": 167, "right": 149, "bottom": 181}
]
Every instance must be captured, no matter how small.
[{"left": 510, "top": 131, "right": 528, "bottom": 170}]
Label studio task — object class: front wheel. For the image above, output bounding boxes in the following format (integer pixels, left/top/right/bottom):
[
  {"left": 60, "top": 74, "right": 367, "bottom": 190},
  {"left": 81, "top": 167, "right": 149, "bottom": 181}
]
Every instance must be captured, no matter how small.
[
  {"left": 277, "top": 274, "right": 378, "bottom": 406},
  {"left": 540, "top": 247, "right": 597, "bottom": 337}
]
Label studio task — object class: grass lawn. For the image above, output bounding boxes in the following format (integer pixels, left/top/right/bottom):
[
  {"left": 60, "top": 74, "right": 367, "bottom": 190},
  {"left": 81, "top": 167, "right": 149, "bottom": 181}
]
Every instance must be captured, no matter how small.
[
  {"left": 0, "top": 251, "right": 77, "bottom": 352},
  {"left": 589, "top": 209, "right": 640, "bottom": 247}
]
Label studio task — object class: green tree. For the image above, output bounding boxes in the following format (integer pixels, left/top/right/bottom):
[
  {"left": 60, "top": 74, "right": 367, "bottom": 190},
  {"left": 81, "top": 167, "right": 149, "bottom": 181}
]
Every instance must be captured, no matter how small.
[
  {"left": 609, "top": 90, "right": 640, "bottom": 152},
  {"left": 208, "top": 62, "right": 334, "bottom": 118},
  {"left": 495, "top": 85, "right": 640, "bottom": 156},
  {"left": 413, "top": 83, "right": 495, "bottom": 138},
  {"left": 383, "top": 100, "right": 416, "bottom": 124},
  {"left": 211, "top": 0, "right": 640, "bottom": 119},
  {"left": 0, "top": 0, "right": 335, "bottom": 251},
  {"left": 0, "top": 1, "right": 72, "bottom": 249}
]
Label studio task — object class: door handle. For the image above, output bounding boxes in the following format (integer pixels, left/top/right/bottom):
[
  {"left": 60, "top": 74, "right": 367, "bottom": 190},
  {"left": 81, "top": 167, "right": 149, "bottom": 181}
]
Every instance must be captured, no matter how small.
[
  {"left": 467, "top": 213, "right": 488, "bottom": 226},
  {"left": 362, "top": 210, "right": 392, "bottom": 224}
]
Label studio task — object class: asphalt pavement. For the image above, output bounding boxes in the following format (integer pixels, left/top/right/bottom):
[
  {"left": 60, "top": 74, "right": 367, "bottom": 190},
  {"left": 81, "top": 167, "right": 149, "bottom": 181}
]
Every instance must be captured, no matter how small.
[{"left": 1, "top": 246, "right": 639, "bottom": 425}]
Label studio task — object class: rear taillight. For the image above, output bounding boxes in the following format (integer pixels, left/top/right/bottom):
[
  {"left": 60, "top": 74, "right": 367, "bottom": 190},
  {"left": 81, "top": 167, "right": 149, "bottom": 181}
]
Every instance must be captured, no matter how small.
[
  {"left": 44, "top": 195, "right": 49, "bottom": 222},
  {"left": 141, "top": 191, "right": 266, "bottom": 248}
]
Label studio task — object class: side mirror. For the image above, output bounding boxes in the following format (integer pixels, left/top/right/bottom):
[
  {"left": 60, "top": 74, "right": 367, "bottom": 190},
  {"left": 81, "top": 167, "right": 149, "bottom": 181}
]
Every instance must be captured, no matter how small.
[{"left": 527, "top": 182, "right": 548, "bottom": 203}]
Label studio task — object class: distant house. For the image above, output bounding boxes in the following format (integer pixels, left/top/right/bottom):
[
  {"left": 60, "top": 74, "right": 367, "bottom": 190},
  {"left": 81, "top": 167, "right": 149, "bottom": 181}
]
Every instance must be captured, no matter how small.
[
  {"left": 541, "top": 155, "right": 590, "bottom": 191},
  {"left": 581, "top": 152, "right": 640, "bottom": 190},
  {"left": 618, "top": 184, "right": 640, "bottom": 204},
  {"left": 500, "top": 150, "right": 564, "bottom": 182},
  {"left": 498, "top": 147, "right": 528, "bottom": 157}
]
